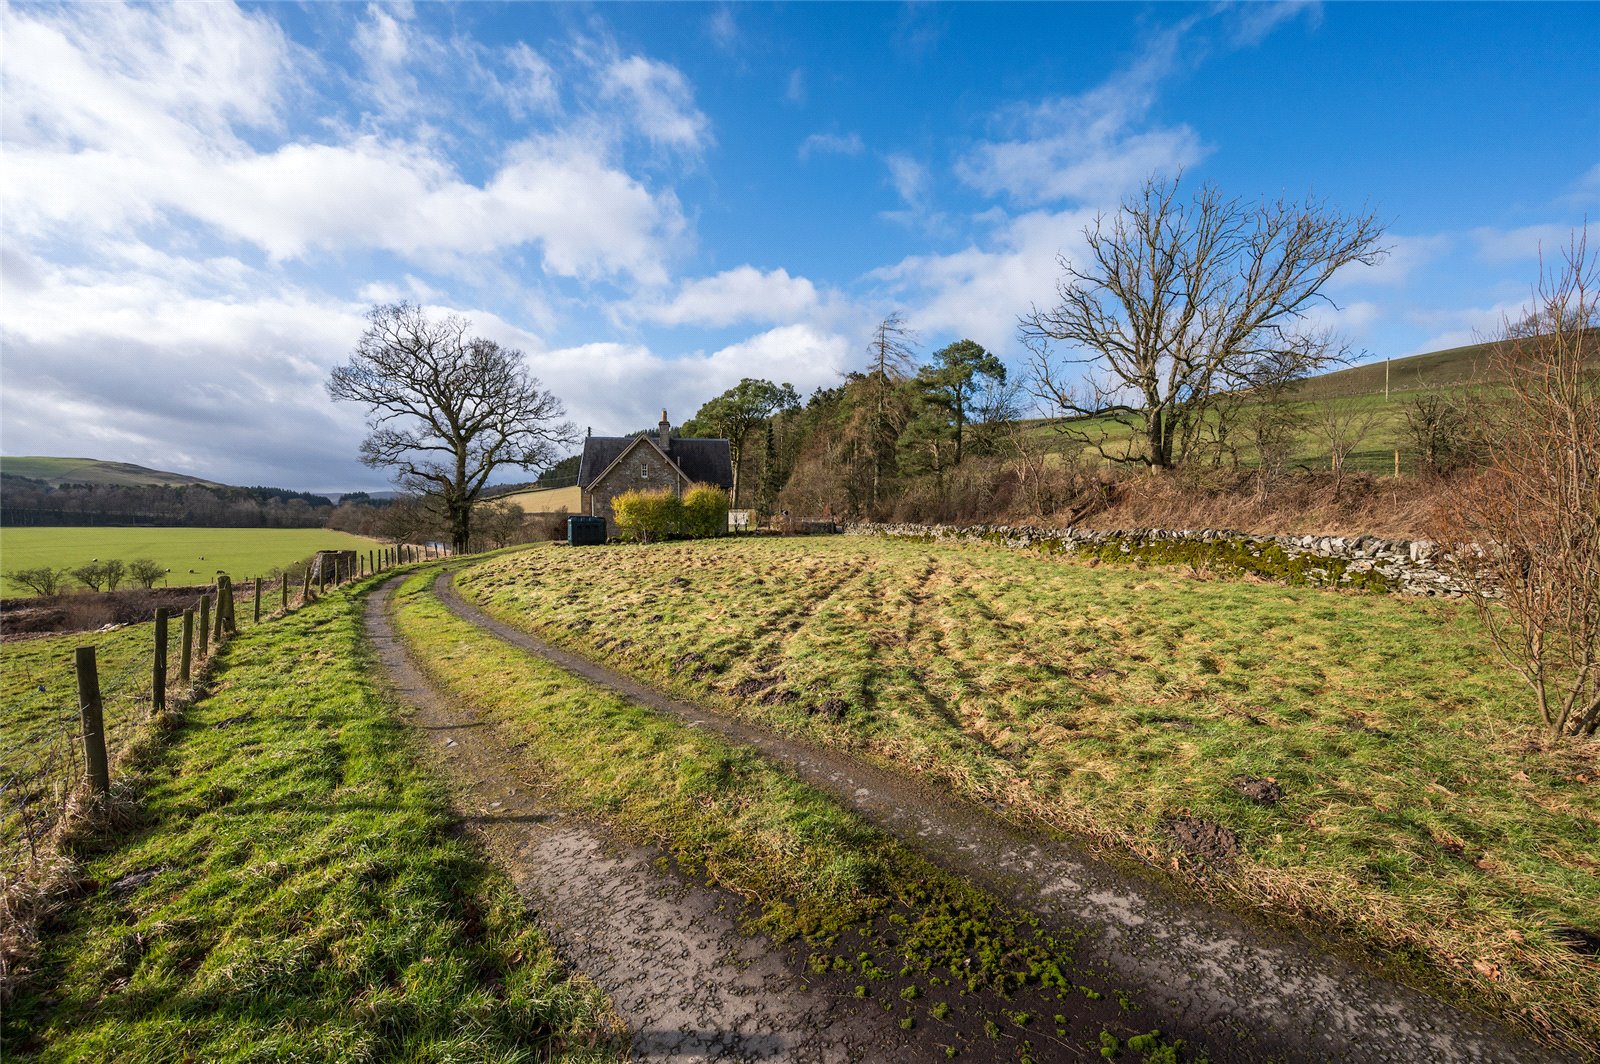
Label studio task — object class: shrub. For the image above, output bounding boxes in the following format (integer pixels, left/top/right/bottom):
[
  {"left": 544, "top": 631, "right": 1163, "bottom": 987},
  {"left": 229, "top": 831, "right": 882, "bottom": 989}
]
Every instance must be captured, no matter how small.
[
  {"left": 680, "top": 485, "right": 730, "bottom": 538},
  {"left": 9, "top": 566, "right": 71, "bottom": 598},
  {"left": 100, "top": 558, "right": 126, "bottom": 591},
  {"left": 127, "top": 558, "right": 166, "bottom": 588},
  {"left": 613, "top": 489, "right": 682, "bottom": 543},
  {"left": 70, "top": 561, "right": 109, "bottom": 592}
]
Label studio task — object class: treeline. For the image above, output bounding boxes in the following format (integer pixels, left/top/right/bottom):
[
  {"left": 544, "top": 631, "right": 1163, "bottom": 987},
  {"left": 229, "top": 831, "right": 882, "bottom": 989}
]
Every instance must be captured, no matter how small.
[
  {"left": 0, "top": 476, "right": 336, "bottom": 528},
  {"left": 681, "top": 320, "right": 1052, "bottom": 524}
]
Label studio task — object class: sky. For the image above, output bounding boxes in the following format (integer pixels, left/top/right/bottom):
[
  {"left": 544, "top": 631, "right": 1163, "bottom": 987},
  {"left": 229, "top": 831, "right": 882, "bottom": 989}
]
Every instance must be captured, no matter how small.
[{"left": 2, "top": 1, "right": 1596, "bottom": 492}]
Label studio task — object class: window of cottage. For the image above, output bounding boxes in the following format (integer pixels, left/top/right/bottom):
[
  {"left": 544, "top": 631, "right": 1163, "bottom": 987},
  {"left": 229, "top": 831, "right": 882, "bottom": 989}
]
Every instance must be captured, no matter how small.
[{"left": 640, "top": 461, "right": 650, "bottom": 479}]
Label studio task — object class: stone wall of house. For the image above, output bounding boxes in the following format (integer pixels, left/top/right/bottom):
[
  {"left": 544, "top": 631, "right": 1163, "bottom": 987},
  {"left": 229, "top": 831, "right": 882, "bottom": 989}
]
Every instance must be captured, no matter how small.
[
  {"left": 587, "top": 444, "right": 685, "bottom": 526},
  {"left": 846, "top": 521, "right": 1471, "bottom": 597}
]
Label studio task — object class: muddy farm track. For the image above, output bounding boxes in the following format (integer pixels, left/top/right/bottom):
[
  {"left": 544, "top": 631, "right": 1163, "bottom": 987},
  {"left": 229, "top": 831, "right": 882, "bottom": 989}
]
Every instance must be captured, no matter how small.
[{"left": 366, "top": 570, "right": 1566, "bottom": 1063}]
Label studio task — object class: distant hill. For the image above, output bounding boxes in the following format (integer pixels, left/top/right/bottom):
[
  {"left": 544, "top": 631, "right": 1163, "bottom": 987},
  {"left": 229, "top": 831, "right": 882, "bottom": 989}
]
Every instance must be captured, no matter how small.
[
  {"left": 1289, "top": 329, "right": 1599, "bottom": 401},
  {"left": 0, "top": 456, "right": 223, "bottom": 488}
]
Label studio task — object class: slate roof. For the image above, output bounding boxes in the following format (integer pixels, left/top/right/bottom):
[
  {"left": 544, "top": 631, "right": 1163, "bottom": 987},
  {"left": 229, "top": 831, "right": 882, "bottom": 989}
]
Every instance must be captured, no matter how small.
[{"left": 578, "top": 434, "right": 733, "bottom": 490}]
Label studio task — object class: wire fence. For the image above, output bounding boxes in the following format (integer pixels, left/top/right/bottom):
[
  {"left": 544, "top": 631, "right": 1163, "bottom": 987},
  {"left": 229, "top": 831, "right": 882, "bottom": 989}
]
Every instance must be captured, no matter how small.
[{"left": 0, "top": 542, "right": 448, "bottom": 885}]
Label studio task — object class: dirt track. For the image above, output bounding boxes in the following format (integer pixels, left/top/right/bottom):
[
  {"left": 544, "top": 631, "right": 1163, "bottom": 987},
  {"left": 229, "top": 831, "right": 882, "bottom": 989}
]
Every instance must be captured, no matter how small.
[
  {"left": 367, "top": 579, "right": 974, "bottom": 1062},
  {"left": 420, "top": 568, "right": 1569, "bottom": 1064}
]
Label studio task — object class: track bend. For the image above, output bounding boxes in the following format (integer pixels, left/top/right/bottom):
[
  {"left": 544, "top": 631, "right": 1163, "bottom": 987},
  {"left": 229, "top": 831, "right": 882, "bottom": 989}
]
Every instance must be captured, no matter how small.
[
  {"left": 366, "top": 579, "right": 932, "bottom": 1063},
  {"left": 434, "top": 569, "right": 1568, "bottom": 1064}
]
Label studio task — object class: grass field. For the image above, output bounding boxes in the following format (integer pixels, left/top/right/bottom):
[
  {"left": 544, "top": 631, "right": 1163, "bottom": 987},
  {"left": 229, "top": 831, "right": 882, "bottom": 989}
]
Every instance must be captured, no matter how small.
[
  {"left": 0, "top": 527, "right": 381, "bottom": 597},
  {"left": 391, "top": 567, "right": 1190, "bottom": 1059},
  {"left": 3, "top": 577, "right": 620, "bottom": 1061},
  {"left": 455, "top": 537, "right": 1600, "bottom": 1053},
  {"left": 0, "top": 580, "right": 301, "bottom": 869},
  {"left": 0, "top": 456, "right": 220, "bottom": 488}
]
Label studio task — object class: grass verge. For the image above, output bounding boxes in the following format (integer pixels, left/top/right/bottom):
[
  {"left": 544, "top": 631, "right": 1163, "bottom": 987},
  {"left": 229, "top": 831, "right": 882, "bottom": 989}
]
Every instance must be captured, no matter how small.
[
  {"left": 2, "top": 575, "right": 618, "bottom": 1063},
  {"left": 391, "top": 568, "right": 1198, "bottom": 1062},
  {"left": 455, "top": 537, "right": 1600, "bottom": 1056}
]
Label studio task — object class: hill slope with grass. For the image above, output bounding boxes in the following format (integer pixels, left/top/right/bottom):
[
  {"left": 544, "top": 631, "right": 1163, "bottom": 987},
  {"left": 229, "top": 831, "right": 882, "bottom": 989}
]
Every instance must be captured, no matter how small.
[{"left": 0, "top": 457, "right": 222, "bottom": 489}]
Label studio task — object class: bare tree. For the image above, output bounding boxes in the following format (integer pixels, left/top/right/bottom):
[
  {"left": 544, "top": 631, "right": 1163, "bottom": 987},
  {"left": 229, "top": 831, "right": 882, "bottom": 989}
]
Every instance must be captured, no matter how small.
[
  {"left": 861, "top": 313, "right": 919, "bottom": 506},
  {"left": 1402, "top": 390, "right": 1472, "bottom": 477},
  {"left": 127, "top": 558, "right": 166, "bottom": 588},
  {"left": 1443, "top": 232, "right": 1600, "bottom": 739},
  {"left": 9, "top": 567, "right": 70, "bottom": 598},
  {"left": 1021, "top": 174, "right": 1385, "bottom": 469},
  {"left": 1313, "top": 397, "right": 1382, "bottom": 495},
  {"left": 328, "top": 303, "right": 575, "bottom": 554}
]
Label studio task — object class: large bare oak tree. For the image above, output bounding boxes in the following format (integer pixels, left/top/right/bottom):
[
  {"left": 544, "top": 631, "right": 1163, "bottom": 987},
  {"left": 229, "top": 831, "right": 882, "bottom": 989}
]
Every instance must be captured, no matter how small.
[
  {"left": 1020, "top": 175, "right": 1386, "bottom": 468},
  {"left": 328, "top": 303, "right": 575, "bottom": 554}
]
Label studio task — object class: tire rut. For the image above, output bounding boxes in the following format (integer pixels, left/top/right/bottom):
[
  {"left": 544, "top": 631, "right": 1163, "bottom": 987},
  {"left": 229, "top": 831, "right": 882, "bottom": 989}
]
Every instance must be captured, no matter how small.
[
  {"left": 435, "top": 570, "right": 1569, "bottom": 1064},
  {"left": 366, "top": 580, "right": 933, "bottom": 1063}
]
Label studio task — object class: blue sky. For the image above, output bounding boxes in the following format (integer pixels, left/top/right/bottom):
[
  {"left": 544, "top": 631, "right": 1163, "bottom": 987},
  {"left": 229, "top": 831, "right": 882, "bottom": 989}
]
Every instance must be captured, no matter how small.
[{"left": 2, "top": 1, "right": 1596, "bottom": 491}]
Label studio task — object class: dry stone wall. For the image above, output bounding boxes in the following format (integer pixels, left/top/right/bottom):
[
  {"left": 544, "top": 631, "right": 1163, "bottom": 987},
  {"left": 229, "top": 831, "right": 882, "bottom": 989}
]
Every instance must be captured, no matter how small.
[{"left": 846, "top": 522, "right": 1471, "bottom": 597}]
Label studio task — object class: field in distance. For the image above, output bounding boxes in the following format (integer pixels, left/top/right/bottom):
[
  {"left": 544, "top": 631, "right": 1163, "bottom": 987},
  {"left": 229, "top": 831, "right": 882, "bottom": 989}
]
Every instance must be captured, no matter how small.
[
  {"left": 0, "top": 527, "right": 382, "bottom": 596},
  {"left": 0, "top": 455, "right": 222, "bottom": 488}
]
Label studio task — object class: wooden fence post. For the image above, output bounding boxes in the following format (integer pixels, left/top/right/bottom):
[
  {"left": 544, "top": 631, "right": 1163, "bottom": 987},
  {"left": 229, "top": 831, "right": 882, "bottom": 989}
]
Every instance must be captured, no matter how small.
[
  {"left": 180, "top": 607, "right": 194, "bottom": 684},
  {"left": 212, "top": 579, "right": 225, "bottom": 643},
  {"left": 75, "top": 647, "right": 110, "bottom": 797},
  {"left": 253, "top": 577, "right": 261, "bottom": 624},
  {"left": 197, "top": 594, "right": 211, "bottom": 657},
  {"left": 152, "top": 607, "right": 169, "bottom": 714},
  {"left": 368, "top": 550, "right": 374, "bottom": 575},
  {"left": 224, "top": 576, "right": 237, "bottom": 634},
  {"left": 301, "top": 565, "right": 312, "bottom": 605},
  {"left": 281, "top": 571, "right": 289, "bottom": 612}
]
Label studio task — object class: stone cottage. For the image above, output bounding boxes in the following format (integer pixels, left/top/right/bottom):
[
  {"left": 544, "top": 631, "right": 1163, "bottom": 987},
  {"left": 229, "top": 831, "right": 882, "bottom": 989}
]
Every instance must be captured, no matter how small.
[{"left": 576, "top": 411, "right": 732, "bottom": 525}]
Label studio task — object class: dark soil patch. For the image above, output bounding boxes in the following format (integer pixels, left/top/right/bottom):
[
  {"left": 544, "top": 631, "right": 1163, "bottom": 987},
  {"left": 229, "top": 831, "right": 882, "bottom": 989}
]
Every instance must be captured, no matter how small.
[
  {"left": 1231, "top": 776, "right": 1285, "bottom": 805},
  {"left": 1164, "top": 816, "right": 1242, "bottom": 865}
]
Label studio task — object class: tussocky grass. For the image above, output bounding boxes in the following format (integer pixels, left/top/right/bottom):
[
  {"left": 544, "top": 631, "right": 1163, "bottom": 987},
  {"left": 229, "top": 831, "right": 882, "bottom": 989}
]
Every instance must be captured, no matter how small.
[
  {"left": 389, "top": 568, "right": 1200, "bottom": 1062},
  {"left": 455, "top": 536, "right": 1600, "bottom": 1056},
  {"left": 3, "top": 576, "right": 620, "bottom": 1063}
]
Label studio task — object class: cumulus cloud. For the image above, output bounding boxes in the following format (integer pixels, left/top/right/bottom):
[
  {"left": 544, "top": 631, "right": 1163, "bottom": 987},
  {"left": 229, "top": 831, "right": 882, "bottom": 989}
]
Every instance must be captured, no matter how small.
[
  {"left": 631, "top": 266, "right": 820, "bottom": 328},
  {"left": 527, "top": 324, "right": 851, "bottom": 436},
  {"left": 871, "top": 208, "right": 1097, "bottom": 355},
  {"left": 2, "top": 3, "right": 688, "bottom": 283}
]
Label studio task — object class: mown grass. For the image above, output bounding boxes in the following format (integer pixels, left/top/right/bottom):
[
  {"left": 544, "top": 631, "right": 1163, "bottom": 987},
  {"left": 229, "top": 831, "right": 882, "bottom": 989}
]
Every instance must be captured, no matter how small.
[
  {"left": 0, "top": 527, "right": 381, "bottom": 597},
  {"left": 3, "top": 578, "right": 619, "bottom": 1062},
  {"left": 391, "top": 569, "right": 1197, "bottom": 1061},
  {"left": 456, "top": 537, "right": 1600, "bottom": 1054}
]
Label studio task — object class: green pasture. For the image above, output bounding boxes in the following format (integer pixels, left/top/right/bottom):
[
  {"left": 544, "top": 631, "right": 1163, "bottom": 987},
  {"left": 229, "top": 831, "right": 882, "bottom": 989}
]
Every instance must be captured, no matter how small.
[
  {"left": 0, "top": 527, "right": 381, "bottom": 597},
  {"left": 0, "top": 456, "right": 219, "bottom": 488}
]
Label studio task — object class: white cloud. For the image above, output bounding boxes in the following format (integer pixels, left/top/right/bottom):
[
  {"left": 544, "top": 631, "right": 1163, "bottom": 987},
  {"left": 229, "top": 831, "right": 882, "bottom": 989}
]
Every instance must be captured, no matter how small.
[
  {"left": 872, "top": 208, "right": 1098, "bottom": 355},
  {"left": 529, "top": 325, "right": 850, "bottom": 435},
  {"left": 2, "top": 4, "right": 688, "bottom": 284},
  {"left": 885, "top": 154, "right": 930, "bottom": 208},
  {"left": 631, "top": 266, "right": 820, "bottom": 328},
  {"left": 799, "top": 131, "right": 865, "bottom": 159},
  {"left": 956, "top": 21, "right": 1208, "bottom": 207},
  {"left": 1228, "top": 0, "right": 1321, "bottom": 47},
  {"left": 499, "top": 42, "right": 560, "bottom": 118},
  {"left": 1471, "top": 223, "right": 1584, "bottom": 263},
  {"left": 786, "top": 68, "right": 807, "bottom": 106},
  {"left": 600, "top": 54, "right": 711, "bottom": 152},
  {"left": 707, "top": 6, "right": 738, "bottom": 52}
]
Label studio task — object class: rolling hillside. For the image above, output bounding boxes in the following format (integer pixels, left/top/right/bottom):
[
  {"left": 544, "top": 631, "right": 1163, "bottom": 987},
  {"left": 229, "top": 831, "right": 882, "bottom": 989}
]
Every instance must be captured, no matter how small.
[{"left": 0, "top": 456, "right": 222, "bottom": 488}]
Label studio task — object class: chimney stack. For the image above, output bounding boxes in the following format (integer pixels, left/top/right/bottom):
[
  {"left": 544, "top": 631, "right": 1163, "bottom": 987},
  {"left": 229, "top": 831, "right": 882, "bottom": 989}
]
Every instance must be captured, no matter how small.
[{"left": 658, "top": 409, "right": 671, "bottom": 452}]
